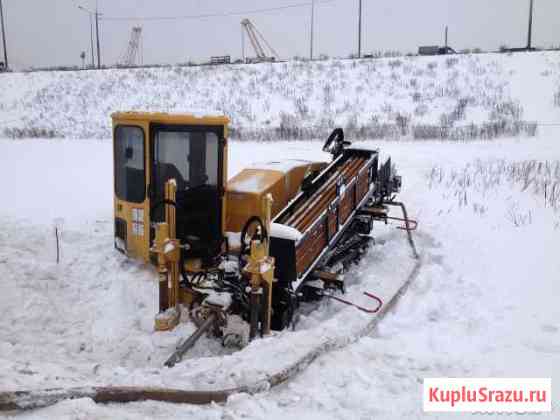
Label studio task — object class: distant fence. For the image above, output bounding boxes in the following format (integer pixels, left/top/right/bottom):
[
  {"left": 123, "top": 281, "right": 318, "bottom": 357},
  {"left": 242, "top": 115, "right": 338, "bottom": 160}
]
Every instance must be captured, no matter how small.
[
  {"left": 209, "top": 56, "right": 231, "bottom": 65},
  {"left": 9, "top": 48, "right": 560, "bottom": 74},
  {"left": 227, "top": 121, "right": 539, "bottom": 142}
]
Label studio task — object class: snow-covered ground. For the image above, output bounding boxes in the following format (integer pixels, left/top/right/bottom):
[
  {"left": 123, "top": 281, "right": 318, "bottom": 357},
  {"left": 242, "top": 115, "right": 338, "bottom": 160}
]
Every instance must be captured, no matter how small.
[
  {"left": 1, "top": 51, "right": 560, "bottom": 418},
  {"left": 1, "top": 126, "right": 560, "bottom": 418},
  {"left": 1, "top": 51, "right": 559, "bottom": 140}
]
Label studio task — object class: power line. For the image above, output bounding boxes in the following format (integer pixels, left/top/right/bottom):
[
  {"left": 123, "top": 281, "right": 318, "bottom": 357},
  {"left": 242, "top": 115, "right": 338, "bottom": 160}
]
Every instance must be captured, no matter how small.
[{"left": 100, "top": 0, "right": 338, "bottom": 22}]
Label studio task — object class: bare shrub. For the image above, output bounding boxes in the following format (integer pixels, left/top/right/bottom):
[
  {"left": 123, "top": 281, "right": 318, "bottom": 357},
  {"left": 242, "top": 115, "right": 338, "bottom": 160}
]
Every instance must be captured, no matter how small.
[
  {"left": 428, "top": 159, "right": 560, "bottom": 222},
  {"left": 294, "top": 96, "right": 309, "bottom": 119},
  {"left": 446, "top": 57, "right": 459, "bottom": 68},
  {"left": 395, "top": 113, "right": 410, "bottom": 136},
  {"left": 4, "top": 51, "right": 549, "bottom": 142},
  {"left": 554, "top": 90, "right": 560, "bottom": 107},
  {"left": 322, "top": 83, "right": 335, "bottom": 110},
  {"left": 490, "top": 100, "right": 523, "bottom": 122},
  {"left": 414, "top": 104, "right": 429, "bottom": 117},
  {"left": 413, "top": 121, "right": 538, "bottom": 141},
  {"left": 506, "top": 203, "right": 532, "bottom": 227},
  {"left": 388, "top": 59, "right": 402, "bottom": 69},
  {"left": 3, "top": 127, "right": 60, "bottom": 139}
]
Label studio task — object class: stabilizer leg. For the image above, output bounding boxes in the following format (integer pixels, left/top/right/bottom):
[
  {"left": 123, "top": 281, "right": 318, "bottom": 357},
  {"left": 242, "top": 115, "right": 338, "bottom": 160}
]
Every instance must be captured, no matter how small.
[{"left": 384, "top": 201, "right": 419, "bottom": 259}]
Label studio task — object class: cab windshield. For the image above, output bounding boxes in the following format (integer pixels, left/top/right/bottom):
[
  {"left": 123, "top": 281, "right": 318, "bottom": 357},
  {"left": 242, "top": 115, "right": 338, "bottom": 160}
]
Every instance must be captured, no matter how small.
[
  {"left": 151, "top": 125, "right": 224, "bottom": 259},
  {"left": 153, "top": 128, "right": 219, "bottom": 192}
]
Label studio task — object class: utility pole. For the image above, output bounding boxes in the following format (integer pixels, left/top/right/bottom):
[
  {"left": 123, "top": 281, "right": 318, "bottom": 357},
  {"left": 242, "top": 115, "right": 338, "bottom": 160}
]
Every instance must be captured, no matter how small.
[
  {"left": 527, "top": 0, "right": 534, "bottom": 50},
  {"left": 88, "top": 13, "right": 94, "bottom": 67},
  {"left": 95, "top": 6, "right": 101, "bottom": 68},
  {"left": 444, "top": 25, "right": 448, "bottom": 48},
  {"left": 310, "top": 0, "right": 315, "bottom": 60},
  {"left": 0, "top": 0, "right": 8, "bottom": 69},
  {"left": 241, "top": 25, "right": 245, "bottom": 62},
  {"left": 78, "top": 5, "right": 96, "bottom": 68},
  {"left": 139, "top": 31, "right": 143, "bottom": 65},
  {"left": 358, "top": 0, "right": 362, "bottom": 58}
]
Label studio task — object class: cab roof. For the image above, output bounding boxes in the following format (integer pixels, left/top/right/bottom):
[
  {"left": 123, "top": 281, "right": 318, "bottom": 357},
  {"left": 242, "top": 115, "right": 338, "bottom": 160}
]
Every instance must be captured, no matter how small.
[{"left": 111, "top": 111, "right": 229, "bottom": 126}]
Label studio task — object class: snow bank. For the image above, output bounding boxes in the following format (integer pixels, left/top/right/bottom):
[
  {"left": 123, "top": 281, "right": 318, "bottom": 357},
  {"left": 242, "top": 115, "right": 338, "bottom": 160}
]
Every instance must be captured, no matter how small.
[{"left": 1, "top": 51, "right": 558, "bottom": 140}]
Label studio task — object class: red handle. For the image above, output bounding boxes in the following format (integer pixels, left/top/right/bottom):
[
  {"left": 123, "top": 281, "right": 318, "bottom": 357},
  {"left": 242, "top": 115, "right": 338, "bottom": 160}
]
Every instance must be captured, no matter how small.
[{"left": 326, "top": 291, "right": 383, "bottom": 314}]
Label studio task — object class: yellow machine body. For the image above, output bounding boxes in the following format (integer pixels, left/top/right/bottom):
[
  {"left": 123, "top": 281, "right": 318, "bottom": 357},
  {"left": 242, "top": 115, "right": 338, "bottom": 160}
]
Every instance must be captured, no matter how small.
[
  {"left": 110, "top": 113, "right": 414, "bottom": 346},
  {"left": 225, "top": 160, "right": 326, "bottom": 233},
  {"left": 112, "top": 112, "right": 229, "bottom": 262},
  {"left": 113, "top": 111, "right": 327, "bottom": 264}
]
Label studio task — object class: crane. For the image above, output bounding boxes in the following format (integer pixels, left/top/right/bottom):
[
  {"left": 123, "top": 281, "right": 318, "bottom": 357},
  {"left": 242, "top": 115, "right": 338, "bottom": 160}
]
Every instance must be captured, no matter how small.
[
  {"left": 241, "top": 18, "right": 279, "bottom": 63},
  {"left": 118, "top": 26, "right": 143, "bottom": 67}
]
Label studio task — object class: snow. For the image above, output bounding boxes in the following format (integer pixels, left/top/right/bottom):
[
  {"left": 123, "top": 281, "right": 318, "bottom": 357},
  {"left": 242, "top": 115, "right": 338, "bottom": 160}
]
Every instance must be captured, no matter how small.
[
  {"left": 204, "top": 292, "right": 233, "bottom": 309},
  {"left": 249, "top": 159, "right": 312, "bottom": 173},
  {"left": 163, "top": 241, "right": 176, "bottom": 254},
  {"left": 222, "top": 315, "right": 250, "bottom": 348},
  {"left": 2, "top": 133, "right": 560, "bottom": 418},
  {"left": 270, "top": 223, "right": 303, "bottom": 241},
  {"left": 227, "top": 170, "right": 274, "bottom": 194},
  {"left": 1, "top": 52, "right": 558, "bottom": 140},
  {"left": 225, "top": 231, "right": 242, "bottom": 249},
  {"left": 1, "top": 52, "right": 560, "bottom": 418},
  {"left": 0, "top": 139, "right": 111, "bottom": 225},
  {"left": 155, "top": 307, "right": 179, "bottom": 321}
]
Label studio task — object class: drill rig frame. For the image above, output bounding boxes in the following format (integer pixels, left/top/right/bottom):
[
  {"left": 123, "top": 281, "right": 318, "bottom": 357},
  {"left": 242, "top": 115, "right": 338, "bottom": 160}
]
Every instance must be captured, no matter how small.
[{"left": 110, "top": 112, "right": 416, "bottom": 365}]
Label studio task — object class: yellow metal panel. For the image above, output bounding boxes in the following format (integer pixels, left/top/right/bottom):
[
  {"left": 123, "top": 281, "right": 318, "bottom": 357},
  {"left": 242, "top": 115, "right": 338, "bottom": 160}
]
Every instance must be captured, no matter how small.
[
  {"left": 225, "top": 169, "right": 284, "bottom": 232},
  {"left": 227, "top": 169, "right": 285, "bottom": 195},
  {"left": 225, "top": 161, "right": 327, "bottom": 232},
  {"left": 112, "top": 119, "right": 151, "bottom": 262},
  {"left": 112, "top": 112, "right": 229, "bottom": 264},
  {"left": 112, "top": 111, "right": 229, "bottom": 127}
]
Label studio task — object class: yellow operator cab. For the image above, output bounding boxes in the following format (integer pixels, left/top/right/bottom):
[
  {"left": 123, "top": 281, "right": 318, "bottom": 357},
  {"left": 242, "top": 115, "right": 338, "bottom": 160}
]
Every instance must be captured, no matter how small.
[{"left": 112, "top": 111, "right": 229, "bottom": 263}]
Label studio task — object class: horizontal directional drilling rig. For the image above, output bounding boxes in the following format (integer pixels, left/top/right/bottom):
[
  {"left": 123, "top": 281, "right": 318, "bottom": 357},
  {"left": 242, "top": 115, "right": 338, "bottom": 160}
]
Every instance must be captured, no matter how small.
[{"left": 111, "top": 112, "right": 417, "bottom": 364}]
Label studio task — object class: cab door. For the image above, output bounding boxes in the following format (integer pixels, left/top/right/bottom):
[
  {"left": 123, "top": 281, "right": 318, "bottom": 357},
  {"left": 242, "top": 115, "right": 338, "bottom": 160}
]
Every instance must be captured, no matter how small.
[
  {"left": 149, "top": 123, "right": 225, "bottom": 260},
  {"left": 113, "top": 123, "right": 151, "bottom": 261}
]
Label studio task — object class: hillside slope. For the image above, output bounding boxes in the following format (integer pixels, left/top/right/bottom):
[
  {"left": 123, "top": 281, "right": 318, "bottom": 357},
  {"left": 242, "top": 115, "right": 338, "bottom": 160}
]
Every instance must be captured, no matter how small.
[{"left": 1, "top": 51, "right": 558, "bottom": 140}]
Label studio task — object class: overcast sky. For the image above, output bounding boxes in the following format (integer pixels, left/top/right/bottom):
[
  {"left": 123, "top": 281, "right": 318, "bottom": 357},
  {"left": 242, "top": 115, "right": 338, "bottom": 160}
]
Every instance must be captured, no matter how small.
[{"left": 3, "top": 0, "right": 559, "bottom": 69}]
